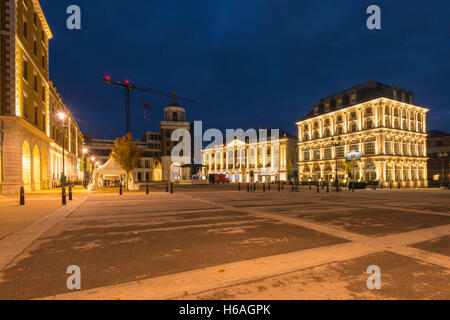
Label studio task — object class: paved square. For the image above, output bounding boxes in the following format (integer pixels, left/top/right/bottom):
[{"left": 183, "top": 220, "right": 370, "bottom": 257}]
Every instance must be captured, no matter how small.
[{"left": 0, "top": 185, "right": 449, "bottom": 300}]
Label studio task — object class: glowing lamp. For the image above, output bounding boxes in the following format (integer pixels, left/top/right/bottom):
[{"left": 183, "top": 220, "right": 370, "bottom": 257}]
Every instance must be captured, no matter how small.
[{"left": 57, "top": 112, "right": 67, "bottom": 120}]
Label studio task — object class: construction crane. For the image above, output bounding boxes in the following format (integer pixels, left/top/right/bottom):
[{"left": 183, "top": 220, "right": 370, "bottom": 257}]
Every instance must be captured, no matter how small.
[{"left": 102, "top": 75, "right": 199, "bottom": 134}]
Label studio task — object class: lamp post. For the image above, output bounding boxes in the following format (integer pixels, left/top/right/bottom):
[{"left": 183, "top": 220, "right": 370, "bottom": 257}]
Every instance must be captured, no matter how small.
[
  {"left": 82, "top": 148, "right": 88, "bottom": 188},
  {"left": 331, "top": 136, "right": 342, "bottom": 192},
  {"left": 57, "top": 112, "right": 67, "bottom": 186}
]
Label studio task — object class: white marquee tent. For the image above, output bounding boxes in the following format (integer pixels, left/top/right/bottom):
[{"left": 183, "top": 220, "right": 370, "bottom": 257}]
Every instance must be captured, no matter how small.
[{"left": 88, "top": 157, "right": 138, "bottom": 191}]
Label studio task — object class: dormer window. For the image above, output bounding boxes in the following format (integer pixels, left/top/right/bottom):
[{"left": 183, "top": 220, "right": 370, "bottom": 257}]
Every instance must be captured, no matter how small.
[{"left": 314, "top": 106, "right": 319, "bottom": 115}]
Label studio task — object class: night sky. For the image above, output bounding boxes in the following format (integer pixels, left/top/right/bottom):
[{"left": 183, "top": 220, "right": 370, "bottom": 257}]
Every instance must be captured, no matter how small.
[{"left": 40, "top": 0, "right": 450, "bottom": 139}]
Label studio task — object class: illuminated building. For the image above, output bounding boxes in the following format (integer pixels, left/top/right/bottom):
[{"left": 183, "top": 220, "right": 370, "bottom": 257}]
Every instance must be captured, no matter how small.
[
  {"left": 202, "top": 130, "right": 298, "bottom": 183},
  {"left": 0, "top": 0, "right": 84, "bottom": 194},
  {"left": 296, "top": 81, "right": 429, "bottom": 187}
]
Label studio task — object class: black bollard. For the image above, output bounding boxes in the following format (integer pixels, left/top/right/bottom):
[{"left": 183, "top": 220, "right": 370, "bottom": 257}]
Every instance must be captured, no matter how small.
[
  {"left": 309, "top": 182, "right": 312, "bottom": 190},
  {"left": 327, "top": 184, "right": 329, "bottom": 193},
  {"left": 390, "top": 182, "right": 392, "bottom": 190},
  {"left": 166, "top": 182, "right": 169, "bottom": 193},
  {"left": 282, "top": 183, "right": 284, "bottom": 190},
  {"left": 238, "top": 182, "right": 241, "bottom": 191},
  {"left": 20, "top": 186, "right": 25, "bottom": 206},
  {"left": 278, "top": 183, "right": 281, "bottom": 192},
  {"left": 352, "top": 182, "right": 355, "bottom": 192},
  {"left": 263, "top": 184, "right": 266, "bottom": 192},
  {"left": 146, "top": 182, "right": 149, "bottom": 195},
  {"left": 119, "top": 184, "right": 123, "bottom": 196},
  {"left": 62, "top": 186, "right": 67, "bottom": 205},
  {"left": 317, "top": 184, "right": 320, "bottom": 193},
  {"left": 170, "top": 182, "right": 174, "bottom": 194},
  {"left": 398, "top": 183, "right": 401, "bottom": 190},
  {"left": 254, "top": 183, "right": 256, "bottom": 191},
  {"left": 291, "top": 183, "right": 294, "bottom": 192},
  {"left": 69, "top": 185, "right": 73, "bottom": 201},
  {"left": 247, "top": 183, "right": 250, "bottom": 192}
]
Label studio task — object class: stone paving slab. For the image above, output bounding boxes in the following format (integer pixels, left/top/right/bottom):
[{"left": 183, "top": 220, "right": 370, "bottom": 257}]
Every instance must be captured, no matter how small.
[
  {"left": 179, "top": 251, "right": 450, "bottom": 300},
  {"left": 409, "top": 236, "right": 450, "bottom": 257}
]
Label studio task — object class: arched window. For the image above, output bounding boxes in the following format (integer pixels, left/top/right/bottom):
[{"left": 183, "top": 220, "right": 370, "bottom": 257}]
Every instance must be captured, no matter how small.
[
  {"left": 364, "top": 137, "right": 376, "bottom": 155},
  {"left": 418, "top": 142, "right": 424, "bottom": 156},
  {"left": 172, "top": 112, "right": 178, "bottom": 121},
  {"left": 402, "top": 141, "right": 408, "bottom": 155},
  {"left": 314, "top": 146, "right": 321, "bottom": 160},
  {"left": 325, "top": 129, "right": 330, "bottom": 137},
  {"left": 336, "top": 142, "right": 345, "bottom": 158},
  {"left": 393, "top": 139, "right": 399, "bottom": 155},
  {"left": 303, "top": 147, "right": 310, "bottom": 161},
  {"left": 337, "top": 126, "right": 343, "bottom": 135},
  {"left": 324, "top": 144, "right": 332, "bottom": 159},
  {"left": 314, "top": 131, "right": 319, "bottom": 139},
  {"left": 385, "top": 137, "right": 391, "bottom": 155},
  {"left": 350, "top": 140, "right": 359, "bottom": 152}
]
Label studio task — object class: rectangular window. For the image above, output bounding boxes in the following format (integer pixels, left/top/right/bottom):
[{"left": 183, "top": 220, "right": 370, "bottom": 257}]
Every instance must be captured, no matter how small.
[
  {"left": 42, "top": 86, "right": 46, "bottom": 102},
  {"left": 23, "top": 96, "right": 28, "bottom": 118},
  {"left": 42, "top": 114, "right": 46, "bottom": 131},
  {"left": 34, "top": 75, "right": 38, "bottom": 91},
  {"left": 23, "top": 60, "right": 28, "bottom": 80},
  {"left": 33, "top": 41, "right": 37, "bottom": 55},
  {"left": 23, "top": 21, "right": 27, "bottom": 39},
  {"left": 351, "top": 123, "right": 357, "bottom": 132},
  {"left": 34, "top": 106, "right": 38, "bottom": 125},
  {"left": 367, "top": 120, "right": 373, "bottom": 129},
  {"left": 42, "top": 55, "right": 46, "bottom": 69}
]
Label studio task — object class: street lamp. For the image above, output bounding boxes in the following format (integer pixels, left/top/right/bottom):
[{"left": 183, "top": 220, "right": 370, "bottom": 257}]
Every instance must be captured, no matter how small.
[
  {"left": 57, "top": 112, "right": 67, "bottom": 186},
  {"left": 82, "top": 148, "right": 88, "bottom": 188},
  {"left": 331, "top": 136, "right": 342, "bottom": 192}
]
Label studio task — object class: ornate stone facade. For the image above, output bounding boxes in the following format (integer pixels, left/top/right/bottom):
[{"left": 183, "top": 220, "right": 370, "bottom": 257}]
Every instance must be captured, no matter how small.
[
  {"left": 0, "top": 0, "right": 84, "bottom": 194},
  {"left": 297, "top": 81, "right": 429, "bottom": 188}
]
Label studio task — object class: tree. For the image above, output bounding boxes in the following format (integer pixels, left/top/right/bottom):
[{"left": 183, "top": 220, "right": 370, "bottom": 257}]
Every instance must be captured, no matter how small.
[
  {"left": 110, "top": 133, "right": 144, "bottom": 189},
  {"left": 345, "top": 160, "right": 353, "bottom": 178}
]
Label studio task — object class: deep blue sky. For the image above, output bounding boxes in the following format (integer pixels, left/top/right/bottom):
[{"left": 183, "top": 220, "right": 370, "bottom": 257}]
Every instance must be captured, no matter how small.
[{"left": 40, "top": 0, "right": 450, "bottom": 139}]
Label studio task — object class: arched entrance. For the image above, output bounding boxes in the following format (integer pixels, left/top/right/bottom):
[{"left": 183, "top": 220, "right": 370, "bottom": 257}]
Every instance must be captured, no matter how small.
[
  {"left": 170, "top": 163, "right": 181, "bottom": 181},
  {"left": 22, "top": 141, "right": 32, "bottom": 192},
  {"left": 33, "top": 146, "right": 41, "bottom": 191},
  {"left": 41, "top": 150, "right": 48, "bottom": 189},
  {"left": 153, "top": 160, "right": 162, "bottom": 181}
]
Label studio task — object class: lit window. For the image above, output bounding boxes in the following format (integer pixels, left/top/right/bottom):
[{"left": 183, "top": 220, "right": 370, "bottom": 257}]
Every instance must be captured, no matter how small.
[
  {"left": 314, "top": 146, "right": 320, "bottom": 160},
  {"left": 364, "top": 137, "right": 376, "bottom": 155},
  {"left": 324, "top": 145, "right": 332, "bottom": 159},
  {"left": 350, "top": 140, "right": 359, "bottom": 152}
]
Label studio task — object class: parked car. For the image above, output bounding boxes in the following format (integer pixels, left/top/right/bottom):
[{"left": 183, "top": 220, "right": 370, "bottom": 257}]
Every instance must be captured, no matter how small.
[
  {"left": 348, "top": 182, "right": 367, "bottom": 189},
  {"left": 208, "top": 174, "right": 230, "bottom": 184}
]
